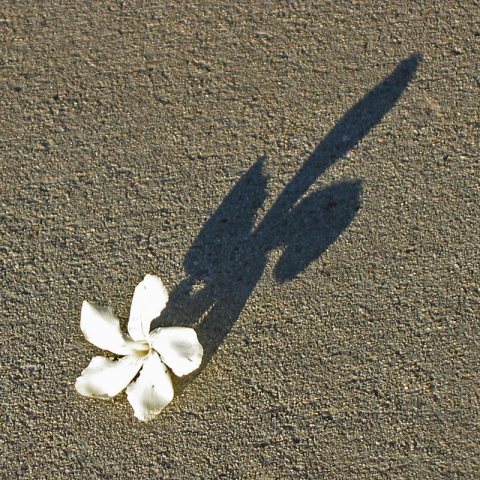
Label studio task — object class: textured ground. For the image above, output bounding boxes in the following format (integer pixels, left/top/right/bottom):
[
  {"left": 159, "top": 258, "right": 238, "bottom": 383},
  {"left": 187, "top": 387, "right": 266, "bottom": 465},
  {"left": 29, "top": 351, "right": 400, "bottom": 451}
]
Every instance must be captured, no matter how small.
[{"left": 1, "top": 1, "right": 479, "bottom": 478}]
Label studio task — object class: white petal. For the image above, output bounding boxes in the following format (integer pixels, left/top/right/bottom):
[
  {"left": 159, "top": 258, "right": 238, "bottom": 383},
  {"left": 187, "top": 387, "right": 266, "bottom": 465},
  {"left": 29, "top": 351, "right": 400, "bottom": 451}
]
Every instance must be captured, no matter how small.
[
  {"left": 126, "top": 351, "right": 174, "bottom": 421},
  {"left": 81, "top": 301, "right": 143, "bottom": 355},
  {"left": 128, "top": 275, "right": 169, "bottom": 342},
  {"left": 149, "top": 327, "right": 203, "bottom": 377},
  {"left": 75, "top": 355, "right": 144, "bottom": 399}
]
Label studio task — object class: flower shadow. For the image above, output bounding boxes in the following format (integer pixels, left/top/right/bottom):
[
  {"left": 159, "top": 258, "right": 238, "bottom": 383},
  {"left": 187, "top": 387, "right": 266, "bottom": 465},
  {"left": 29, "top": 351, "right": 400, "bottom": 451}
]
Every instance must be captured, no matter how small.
[{"left": 152, "top": 54, "right": 421, "bottom": 393}]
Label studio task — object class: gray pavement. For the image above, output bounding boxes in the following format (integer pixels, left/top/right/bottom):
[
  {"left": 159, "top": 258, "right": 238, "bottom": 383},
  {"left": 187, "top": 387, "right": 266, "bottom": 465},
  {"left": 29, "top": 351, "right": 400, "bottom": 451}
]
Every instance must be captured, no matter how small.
[{"left": 1, "top": 1, "right": 479, "bottom": 478}]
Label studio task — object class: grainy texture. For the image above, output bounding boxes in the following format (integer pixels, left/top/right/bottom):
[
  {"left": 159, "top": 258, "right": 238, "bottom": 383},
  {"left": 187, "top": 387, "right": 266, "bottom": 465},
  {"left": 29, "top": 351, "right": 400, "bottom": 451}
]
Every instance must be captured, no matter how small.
[{"left": 1, "top": 1, "right": 479, "bottom": 478}]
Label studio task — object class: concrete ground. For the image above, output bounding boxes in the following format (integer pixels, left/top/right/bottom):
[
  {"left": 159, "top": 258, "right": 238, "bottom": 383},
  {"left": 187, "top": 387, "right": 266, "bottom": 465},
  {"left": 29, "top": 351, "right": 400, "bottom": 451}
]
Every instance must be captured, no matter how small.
[{"left": 1, "top": 1, "right": 478, "bottom": 478}]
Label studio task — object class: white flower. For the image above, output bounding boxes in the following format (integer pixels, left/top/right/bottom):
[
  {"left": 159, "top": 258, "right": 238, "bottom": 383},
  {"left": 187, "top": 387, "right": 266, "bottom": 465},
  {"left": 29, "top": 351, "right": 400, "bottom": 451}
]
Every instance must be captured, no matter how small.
[{"left": 75, "top": 274, "right": 203, "bottom": 421}]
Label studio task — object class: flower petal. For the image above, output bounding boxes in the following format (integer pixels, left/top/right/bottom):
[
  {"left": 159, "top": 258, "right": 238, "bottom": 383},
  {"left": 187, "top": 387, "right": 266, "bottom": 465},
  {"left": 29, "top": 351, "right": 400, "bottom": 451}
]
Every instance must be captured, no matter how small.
[
  {"left": 126, "top": 351, "right": 174, "bottom": 421},
  {"left": 81, "top": 301, "right": 143, "bottom": 355},
  {"left": 149, "top": 327, "right": 203, "bottom": 377},
  {"left": 75, "top": 355, "right": 144, "bottom": 399},
  {"left": 128, "top": 274, "right": 169, "bottom": 342}
]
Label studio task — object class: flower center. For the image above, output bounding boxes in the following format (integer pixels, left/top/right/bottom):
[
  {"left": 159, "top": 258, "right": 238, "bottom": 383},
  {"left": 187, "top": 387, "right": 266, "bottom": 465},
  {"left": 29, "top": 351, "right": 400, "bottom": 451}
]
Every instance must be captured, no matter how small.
[{"left": 131, "top": 341, "right": 150, "bottom": 357}]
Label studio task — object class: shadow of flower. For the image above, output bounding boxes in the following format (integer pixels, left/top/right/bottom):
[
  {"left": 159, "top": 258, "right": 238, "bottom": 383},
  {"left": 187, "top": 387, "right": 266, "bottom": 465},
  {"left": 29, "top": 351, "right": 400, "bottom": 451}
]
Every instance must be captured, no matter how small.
[{"left": 152, "top": 54, "right": 421, "bottom": 391}]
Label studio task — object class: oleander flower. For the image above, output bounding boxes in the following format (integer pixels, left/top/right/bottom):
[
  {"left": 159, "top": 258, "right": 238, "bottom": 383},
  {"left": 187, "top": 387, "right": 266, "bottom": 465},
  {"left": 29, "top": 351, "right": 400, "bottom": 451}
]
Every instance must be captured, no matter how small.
[{"left": 75, "top": 274, "right": 203, "bottom": 421}]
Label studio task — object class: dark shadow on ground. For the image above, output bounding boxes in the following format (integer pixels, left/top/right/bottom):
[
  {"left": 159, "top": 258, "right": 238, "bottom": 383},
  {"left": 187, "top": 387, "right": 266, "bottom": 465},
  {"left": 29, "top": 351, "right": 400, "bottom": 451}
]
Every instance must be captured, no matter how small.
[{"left": 152, "top": 54, "right": 421, "bottom": 392}]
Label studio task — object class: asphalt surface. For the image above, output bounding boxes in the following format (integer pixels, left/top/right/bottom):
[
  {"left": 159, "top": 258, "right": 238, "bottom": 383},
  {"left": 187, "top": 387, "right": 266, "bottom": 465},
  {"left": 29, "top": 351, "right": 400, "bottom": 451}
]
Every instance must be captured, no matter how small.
[{"left": 1, "top": 1, "right": 479, "bottom": 479}]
